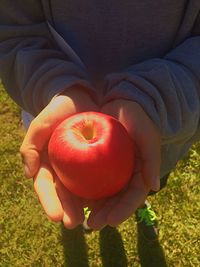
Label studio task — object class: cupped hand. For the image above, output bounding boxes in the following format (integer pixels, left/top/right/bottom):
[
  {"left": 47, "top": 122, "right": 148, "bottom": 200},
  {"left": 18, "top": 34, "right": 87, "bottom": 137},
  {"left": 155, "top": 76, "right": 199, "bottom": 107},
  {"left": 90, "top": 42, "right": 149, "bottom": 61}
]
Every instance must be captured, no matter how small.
[
  {"left": 20, "top": 87, "right": 99, "bottom": 229},
  {"left": 87, "top": 99, "right": 161, "bottom": 230}
]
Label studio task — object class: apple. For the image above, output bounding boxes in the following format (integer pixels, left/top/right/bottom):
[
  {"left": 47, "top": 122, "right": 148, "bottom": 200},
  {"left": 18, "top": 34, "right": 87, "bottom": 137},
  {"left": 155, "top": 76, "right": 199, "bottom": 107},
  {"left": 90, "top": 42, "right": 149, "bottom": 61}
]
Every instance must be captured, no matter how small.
[{"left": 48, "top": 111, "right": 134, "bottom": 200}]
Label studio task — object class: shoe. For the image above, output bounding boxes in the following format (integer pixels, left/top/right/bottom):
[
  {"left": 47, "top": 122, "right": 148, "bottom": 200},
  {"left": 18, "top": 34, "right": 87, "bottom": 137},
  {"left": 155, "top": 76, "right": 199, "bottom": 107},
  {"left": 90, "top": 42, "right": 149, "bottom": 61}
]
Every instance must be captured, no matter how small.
[
  {"left": 135, "top": 201, "right": 158, "bottom": 242},
  {"left": 82, "top": 207, "right": 93, "bottom": 233}
]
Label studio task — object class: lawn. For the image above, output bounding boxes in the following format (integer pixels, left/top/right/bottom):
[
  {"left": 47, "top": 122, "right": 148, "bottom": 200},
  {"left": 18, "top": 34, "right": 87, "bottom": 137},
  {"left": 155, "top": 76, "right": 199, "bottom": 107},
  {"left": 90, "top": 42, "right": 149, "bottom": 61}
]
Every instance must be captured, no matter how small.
[{"left": 0, "top": 81, "right": 199, "bottom": 267}]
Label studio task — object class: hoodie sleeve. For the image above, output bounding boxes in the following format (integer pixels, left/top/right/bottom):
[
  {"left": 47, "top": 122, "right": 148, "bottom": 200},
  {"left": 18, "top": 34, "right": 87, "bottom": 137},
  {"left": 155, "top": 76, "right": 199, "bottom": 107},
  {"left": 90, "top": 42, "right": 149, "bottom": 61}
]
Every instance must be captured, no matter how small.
[
  {"left": 104, "top": 17, "right": 200, "bottom": 145},
  {"left": 0, "top": 1, "right": 95, "bottom": 116}
]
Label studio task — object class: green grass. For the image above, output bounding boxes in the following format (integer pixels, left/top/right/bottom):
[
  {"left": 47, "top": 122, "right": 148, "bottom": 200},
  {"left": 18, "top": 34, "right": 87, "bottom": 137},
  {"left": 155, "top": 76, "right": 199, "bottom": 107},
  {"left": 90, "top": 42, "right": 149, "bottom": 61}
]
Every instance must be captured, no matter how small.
[{"left": 0, "top": 81, "right": 199, "bottom": 267}]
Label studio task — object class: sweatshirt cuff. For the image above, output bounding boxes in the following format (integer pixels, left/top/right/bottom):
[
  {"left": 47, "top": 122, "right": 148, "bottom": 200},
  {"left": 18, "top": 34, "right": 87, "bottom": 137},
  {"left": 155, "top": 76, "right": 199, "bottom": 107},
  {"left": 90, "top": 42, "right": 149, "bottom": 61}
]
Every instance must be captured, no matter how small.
[
  {"left": 103, "top": 76, "right": 161, "bottom": 128},
  {"left": 45, "top": 76, "right": 98, "bottom": 106},
  {"left": 27, "top": 62, "right": 98, "bottom": 116}
]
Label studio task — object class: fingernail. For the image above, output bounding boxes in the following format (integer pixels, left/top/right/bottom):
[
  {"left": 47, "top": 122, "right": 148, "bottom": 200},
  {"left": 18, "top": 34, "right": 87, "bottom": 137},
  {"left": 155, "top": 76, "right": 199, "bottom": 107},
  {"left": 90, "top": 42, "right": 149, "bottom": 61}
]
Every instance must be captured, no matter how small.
[{"left": 152, "top": 176, "right": 160, "bottom": 192}]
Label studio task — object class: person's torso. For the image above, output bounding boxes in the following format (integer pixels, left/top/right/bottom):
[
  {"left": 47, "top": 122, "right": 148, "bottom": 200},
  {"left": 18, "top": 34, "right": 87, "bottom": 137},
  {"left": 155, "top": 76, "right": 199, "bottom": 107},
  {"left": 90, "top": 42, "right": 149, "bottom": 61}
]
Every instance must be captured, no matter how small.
[{"left": 46, "top": 0, "right": 197, "bottom": 81}]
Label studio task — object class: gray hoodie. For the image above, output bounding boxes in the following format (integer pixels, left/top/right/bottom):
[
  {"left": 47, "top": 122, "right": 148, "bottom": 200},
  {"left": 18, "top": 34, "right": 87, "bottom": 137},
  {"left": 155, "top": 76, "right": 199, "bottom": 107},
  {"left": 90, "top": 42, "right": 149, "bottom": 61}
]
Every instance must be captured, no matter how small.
[{"left": 0, "top": 0, "right": 200, "bottom": 177}]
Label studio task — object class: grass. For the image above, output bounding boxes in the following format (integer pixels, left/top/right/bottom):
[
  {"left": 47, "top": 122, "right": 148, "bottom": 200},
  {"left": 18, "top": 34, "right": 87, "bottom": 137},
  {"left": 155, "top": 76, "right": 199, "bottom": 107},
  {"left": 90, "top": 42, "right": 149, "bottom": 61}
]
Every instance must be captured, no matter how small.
[{"left": 0, "top": 81, "right": 199, "bottom": 267}]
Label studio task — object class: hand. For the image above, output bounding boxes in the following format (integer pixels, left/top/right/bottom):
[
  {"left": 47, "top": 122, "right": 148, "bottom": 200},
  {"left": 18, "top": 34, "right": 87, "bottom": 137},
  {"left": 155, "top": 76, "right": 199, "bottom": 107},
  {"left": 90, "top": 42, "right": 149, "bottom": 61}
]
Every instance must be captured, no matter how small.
[
  {"left": 20, "top": 87, "right": 99, "bottom": 228},
  {"left": 87, "top": 99, "right": 161, "bottom": 229}
]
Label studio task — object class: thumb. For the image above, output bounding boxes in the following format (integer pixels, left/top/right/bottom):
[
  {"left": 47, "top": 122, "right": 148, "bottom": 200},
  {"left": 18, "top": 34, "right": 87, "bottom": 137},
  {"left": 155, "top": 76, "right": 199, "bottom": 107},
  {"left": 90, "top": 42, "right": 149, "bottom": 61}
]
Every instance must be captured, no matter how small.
[
  {"left": 20, "top": 89, "right": 98, "bottom": 178},
  {"left": 20, "top": 94, "right": 80, "bottom": 178},
  {"left": 139, "top": 132, "right": 161, "bottom": 192},
  {"left": 20, "top": 144, "right": 40, "bottom": 178}
]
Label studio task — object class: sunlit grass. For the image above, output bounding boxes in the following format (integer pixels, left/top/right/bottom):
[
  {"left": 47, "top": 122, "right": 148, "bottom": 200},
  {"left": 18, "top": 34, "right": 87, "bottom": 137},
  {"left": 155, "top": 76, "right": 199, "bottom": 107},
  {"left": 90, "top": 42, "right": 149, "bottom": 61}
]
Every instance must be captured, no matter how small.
[{"left": 0, "top": 82, "right": 199, "bottom": 267}]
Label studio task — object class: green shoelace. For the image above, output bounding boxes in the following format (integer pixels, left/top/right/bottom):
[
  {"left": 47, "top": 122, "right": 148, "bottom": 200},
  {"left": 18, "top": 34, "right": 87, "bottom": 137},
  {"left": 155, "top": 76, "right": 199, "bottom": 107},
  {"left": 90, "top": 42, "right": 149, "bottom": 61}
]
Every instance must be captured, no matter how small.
[
  {"left": 137, "top": 205, "right": 157, "bottom": 226},
  {"left": 84, "top": 207, "right": 91, "bottom": 219}
]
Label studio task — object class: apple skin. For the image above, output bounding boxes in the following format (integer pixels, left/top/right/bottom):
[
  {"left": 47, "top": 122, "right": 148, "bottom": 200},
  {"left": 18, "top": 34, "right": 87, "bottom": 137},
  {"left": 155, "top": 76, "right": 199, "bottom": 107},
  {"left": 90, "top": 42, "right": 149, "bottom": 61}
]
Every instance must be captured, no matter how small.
[{"left": 48, "top": 111, "right": 134, "bottom": 200}]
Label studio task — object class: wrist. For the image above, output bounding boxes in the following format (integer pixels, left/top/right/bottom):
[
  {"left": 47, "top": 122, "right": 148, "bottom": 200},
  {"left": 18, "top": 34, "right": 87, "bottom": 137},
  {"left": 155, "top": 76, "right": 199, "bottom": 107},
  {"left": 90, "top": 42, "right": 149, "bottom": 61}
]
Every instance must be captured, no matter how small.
[
  {"left": 54, "top": 85, "right": 99, "bottom": 113},
  {"left": 101, "top": 98, "right": 138, "bottom": 119}
]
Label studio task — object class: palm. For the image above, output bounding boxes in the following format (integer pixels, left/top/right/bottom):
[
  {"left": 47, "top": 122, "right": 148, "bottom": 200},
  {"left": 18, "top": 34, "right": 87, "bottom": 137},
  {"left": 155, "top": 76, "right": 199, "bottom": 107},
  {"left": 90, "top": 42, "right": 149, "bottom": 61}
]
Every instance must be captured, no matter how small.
[
  {"left": 87, "top": 99, "right": 161, "bottom": 229},
  {"left": 33, "top": 157, "right": 85, "bottom": 228},
  {"left": 20, "top": 87, "right": 99, "bottom": 229}
]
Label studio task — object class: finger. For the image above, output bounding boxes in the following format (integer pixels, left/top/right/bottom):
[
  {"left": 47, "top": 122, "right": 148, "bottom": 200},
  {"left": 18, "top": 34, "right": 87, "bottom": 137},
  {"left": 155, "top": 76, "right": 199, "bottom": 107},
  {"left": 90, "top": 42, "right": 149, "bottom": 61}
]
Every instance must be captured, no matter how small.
[
  {"left": 139, "top": 133, "right": 161, "bottom": 192},
  {"left": 86, "top": 173, "right": 138, "bottom": 230},
  {"left": 132, "top": 145, "right": 142, "bottom": 173},
  {"left": 86, "top": 198, "right": 107, "bottom": 228},
  {"left": 33, "top": 165, "right": 64, "bottom": 222},
  {"left": 116, "top": 101, "right": 161, "bottom": 192},
  {"left": 55, "top": 178, "right": 85, "bottom": 229},
  {"left": 20, "top": 147, "right": 40, "bottom": 178},
  {"left": 88, "top": 196, "right": 119, "bottom": 230},
  {"left": 107, "top": 173, "right": 149, "bottom": 226},
  {"left": 81, "top": 198, "right": 108, "bottom": 229},
  {"left": 20, "top": 95, "right": 77, "bottom": 177}
]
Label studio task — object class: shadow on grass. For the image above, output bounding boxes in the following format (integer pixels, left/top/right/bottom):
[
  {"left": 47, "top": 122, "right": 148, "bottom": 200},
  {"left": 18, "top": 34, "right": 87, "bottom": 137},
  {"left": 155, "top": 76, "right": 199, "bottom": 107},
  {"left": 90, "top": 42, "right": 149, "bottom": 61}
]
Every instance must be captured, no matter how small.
[
  {"left": 61, "top": 224, "right": 127, "bottom": 267},
  {"left": 61, "top": 224, "right": 89, "bottom": 267},
  {"left": 61, "top": 223, "right": 167, "bottom": 267},
  {"left": 137, "top": 224, "right": 168, "bottom": 267},
  {"left": 99, "top": 225, "right": 128, "bottom": 267}
]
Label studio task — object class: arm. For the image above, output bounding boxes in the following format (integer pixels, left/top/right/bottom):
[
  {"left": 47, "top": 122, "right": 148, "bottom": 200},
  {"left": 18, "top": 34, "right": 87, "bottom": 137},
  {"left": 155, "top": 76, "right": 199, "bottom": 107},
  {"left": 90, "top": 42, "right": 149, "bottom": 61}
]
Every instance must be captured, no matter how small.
[
  {"left": 103, "top": 23, "right": 200, "bottom": 145},
  {"left": 87, "top": 13, "right": 200, "bottom": 230},
  {"left": 20, "top": 87, "right": 98, "bottom": 229},
  {"left": 0, "top": 1, "right": 99, "bottom": 228},
  {"left": 0, "top": 0, "right": 96, "bottom": 115}
]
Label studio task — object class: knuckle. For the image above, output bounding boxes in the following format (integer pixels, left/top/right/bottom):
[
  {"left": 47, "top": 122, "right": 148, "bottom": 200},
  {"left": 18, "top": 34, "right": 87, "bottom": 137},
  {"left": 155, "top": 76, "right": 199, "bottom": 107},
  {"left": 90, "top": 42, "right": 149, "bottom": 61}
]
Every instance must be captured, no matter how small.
[
  {"left": 30, "top": 116, "right": 52, "bottom": 134},
  {"left": 30, "top": 117, "right": 43, "bottom": 130},
  {"left": 19, "top": 145, "right": 26, "bottom": 158}
]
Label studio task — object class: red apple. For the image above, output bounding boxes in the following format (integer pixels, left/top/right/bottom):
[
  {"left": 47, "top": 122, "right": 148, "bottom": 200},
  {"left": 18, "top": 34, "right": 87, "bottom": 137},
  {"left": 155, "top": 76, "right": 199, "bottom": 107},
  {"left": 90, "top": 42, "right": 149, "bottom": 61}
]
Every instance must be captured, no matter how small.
[{"left": 48, "top": 111, "right": 134, "bottom": 200}]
